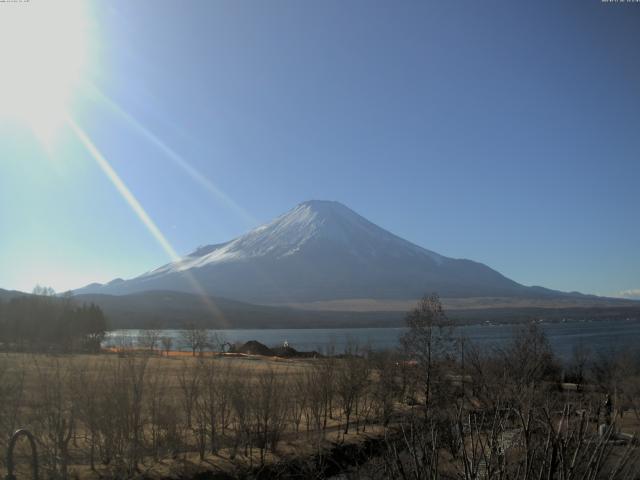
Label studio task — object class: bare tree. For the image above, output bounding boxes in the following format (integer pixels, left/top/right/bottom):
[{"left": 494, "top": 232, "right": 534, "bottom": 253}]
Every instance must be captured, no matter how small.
[
  {"left": 503, "top": 322, "right": 558, "bottom": 391},
  {"left": 303, "top": 363, "right": 326, "bottom": 448},
  {"left": 208, "top": 331, "right": 227, "bottom": 353},
  {"left": 0, "top": 355, "right": 25, "bottom": 461},
  {"left": 336, "top": 344, "right": 371, "bottom": 434},
  {"left": 145, "top": 363, "right": 172, "bottom": 461},
  {"left": 288, "top": 371, "right": 308, "bottom": 434},
  {"left": 180, "top": 325, "right": 210, "bottom": 356},
  {"left": 317, "top": 356, "right": 337, "bottom": 431},
  {"left": 400, "top": 293, "right": 455, "bottom": 412},
  {"left": 229, "top": 373, "right": 252, "bottom": 461},
  {"left": 199, "top": 358, "right": 222, "bottom": 454},
  {"left": 252, "top": 368, "right": 287, "bottom": 464},
  {"left": 96, "top": 356, "right": 149, "bottom": 474},
  {"left": 32, "top": 358, "right": 76, "bottom": 479},
  {"left": 372, "top": 352, "right": 399, "bottom": 427},
  {"left": 161, "top": 336, "right": 173, "bottom": 357},
  {"left": 75, "top": 359, "right": 104, "bottom": 471},
  {"left": 591, "top": 348, "right": 638, "bottom": 420},
  {"left": 567, "top": 341, "right": 591, "bottom": 387},
  {"left": 138, "top": 329, "right": 161, "bottom": 354},
  {"left": 122, "top": 356, "right": 149, "bottom": 474},
  {"left": 178, "top": 359, "right": 202, "bottom": 429}
]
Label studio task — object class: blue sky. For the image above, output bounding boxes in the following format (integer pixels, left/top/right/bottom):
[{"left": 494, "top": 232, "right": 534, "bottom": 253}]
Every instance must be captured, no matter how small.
[{"left": 0, "top": 0, "right": 638, "bottom": 298}]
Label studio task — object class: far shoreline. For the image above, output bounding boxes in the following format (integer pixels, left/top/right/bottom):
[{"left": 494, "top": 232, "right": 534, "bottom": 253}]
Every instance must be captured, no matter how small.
[{"left": 105, "top": 315, "right": 640, "bottom": 332}]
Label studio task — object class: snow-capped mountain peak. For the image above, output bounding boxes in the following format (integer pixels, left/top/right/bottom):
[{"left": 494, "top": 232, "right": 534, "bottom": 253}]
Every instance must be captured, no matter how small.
[
  {"left": 152, "top": 200, "right": 443, "bottom": 276},
  {"left": 75, "top": 200, "right": 538, "bottom": 303}
]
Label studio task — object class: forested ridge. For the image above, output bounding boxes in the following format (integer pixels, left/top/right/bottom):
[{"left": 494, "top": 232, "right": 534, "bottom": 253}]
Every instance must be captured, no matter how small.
[{"left": 0, "top": 286, "right": 108, "bottom": 352}]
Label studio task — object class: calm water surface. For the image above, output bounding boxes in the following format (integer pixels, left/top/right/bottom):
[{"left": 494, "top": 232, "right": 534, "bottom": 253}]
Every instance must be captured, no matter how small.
[{"left": 104, "top": 319, "right": 640, "bottom": 361}]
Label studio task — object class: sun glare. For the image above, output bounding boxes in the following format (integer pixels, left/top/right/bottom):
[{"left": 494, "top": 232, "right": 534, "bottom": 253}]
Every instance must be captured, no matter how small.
[{"left": 0, "top": 0, "right": 89, "bottom": 147}]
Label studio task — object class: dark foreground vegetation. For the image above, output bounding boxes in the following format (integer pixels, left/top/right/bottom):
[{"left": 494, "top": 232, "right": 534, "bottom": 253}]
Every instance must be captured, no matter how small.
[
  {"left": 0, "top": 294, "right": 638, "bottom": 479},
  {"left": 0, "top": 286, "right": 107, "bottom": 352}
]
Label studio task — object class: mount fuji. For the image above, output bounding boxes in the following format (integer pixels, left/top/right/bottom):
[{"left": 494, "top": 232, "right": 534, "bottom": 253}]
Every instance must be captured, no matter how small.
[{"left": 75, "top": 200, "right": 575, "bottom": 304}]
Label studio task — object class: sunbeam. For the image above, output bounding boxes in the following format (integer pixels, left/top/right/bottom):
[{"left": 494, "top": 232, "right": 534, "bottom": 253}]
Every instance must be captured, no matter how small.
[
  {"left": 66, "top": 116, "right": 181, "bottom": 262},
  {"left": 66, "top": 114, "right": 229, "bottom": 325},
  {"left": 86, "top": 84, "right": 256, "bottom": 227},
  {"left": 78, "top": 84, "right": 295, "bottom": 305}
]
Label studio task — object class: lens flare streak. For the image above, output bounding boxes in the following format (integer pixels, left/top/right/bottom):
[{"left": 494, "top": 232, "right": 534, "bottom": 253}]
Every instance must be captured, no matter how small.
[
  {"left": 66, "top": 115, "right": 180, "bottom": 262},
  {"left": 87, "top": 85, "right": 256, "bottom": 227},
  {"left": 66, "top": 114, "right": 229, "bottom": 325}
]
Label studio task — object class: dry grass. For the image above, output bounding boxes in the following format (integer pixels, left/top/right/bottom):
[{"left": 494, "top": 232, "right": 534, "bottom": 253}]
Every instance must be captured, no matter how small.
[
  {"left": 2, "top": 350, "right": 638, "bottom": 480},
  {"left": 0, "top": 351, "right": 383, "bottom": 479}
]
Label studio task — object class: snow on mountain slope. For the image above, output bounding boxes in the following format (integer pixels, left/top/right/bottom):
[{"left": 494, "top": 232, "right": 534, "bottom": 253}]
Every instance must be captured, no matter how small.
[
  {"left": 145, "top": 200, "right": 444, "bottom": 278},
  {"left": 74, "top": 200, "right": 564, "bottom": 303}
]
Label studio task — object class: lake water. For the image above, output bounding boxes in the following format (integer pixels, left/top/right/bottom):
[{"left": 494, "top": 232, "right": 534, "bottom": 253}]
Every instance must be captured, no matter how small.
[{"left": 104, "top": 318, "right": 640, "bottom": 361}]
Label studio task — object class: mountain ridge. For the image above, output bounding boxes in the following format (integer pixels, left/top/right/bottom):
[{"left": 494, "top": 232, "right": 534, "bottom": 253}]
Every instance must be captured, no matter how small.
[
  {"left": 74, "top": 200, "right": 590, "bottom": 303},
  {"left": 2, "top": 287, "right": 638, "bottom": 329}
]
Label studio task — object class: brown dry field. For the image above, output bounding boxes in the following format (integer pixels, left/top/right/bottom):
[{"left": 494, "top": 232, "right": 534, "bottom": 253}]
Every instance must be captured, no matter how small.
[
  {"left": 3, "top": 352, "right": 639, "bottom": 479},
  {"left": 2, "top": 351, "right": 385, "bottom": 480}
]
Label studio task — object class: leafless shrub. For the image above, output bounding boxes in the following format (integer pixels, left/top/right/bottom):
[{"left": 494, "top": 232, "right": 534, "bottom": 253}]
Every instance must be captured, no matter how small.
[
  {"left": 372, "top": 352, "right": 400, "bottom": 427},
  {"left": 160, "top": 336, "right": 173, "bottom": 357},
  {"left": 178, "top": 359, "right": 202, "bottom": 431},
  {"left": 288, "top": 371, "right": 308, "bottom": 434},
  {"left": 0, "top": 355, "right": 25, "bottom": 465},
  {"left": 91, "top": 356, "right": 149, "bottom": 475},
  {"left": 336, "top": 345, "right": 371, "bottom": 435},
  {"left": 138, "top": 329, "right": 161, "bottom": 355},
  {"left": 31, "top": 357, "right": 77, "bottom": 479},
  {"left": 145, "top": 363, "right": 177, "bottom": 461},
  {"left": 252, "top": 367, "right": 288, "bottom": 464},
  {"left": 180, "top": 326, "right": 210, "bottom": 356}
]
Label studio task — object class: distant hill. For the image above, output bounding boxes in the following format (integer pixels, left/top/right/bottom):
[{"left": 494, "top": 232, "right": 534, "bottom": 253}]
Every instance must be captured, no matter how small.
[
  {"left": 73, "top": 290, "right": 404, "bottom": 329},
  {"left": 0, "top": 288, "right": 28, "bottom": 301},
  {"left": 3, "top": 288, "right": 639, "bottom": 329},
  {"left": 75, "top": 290, "right": 640, "bottom": 329},
  {"left": 74, "top": 200, "right": 594, "bottom": 304}
]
